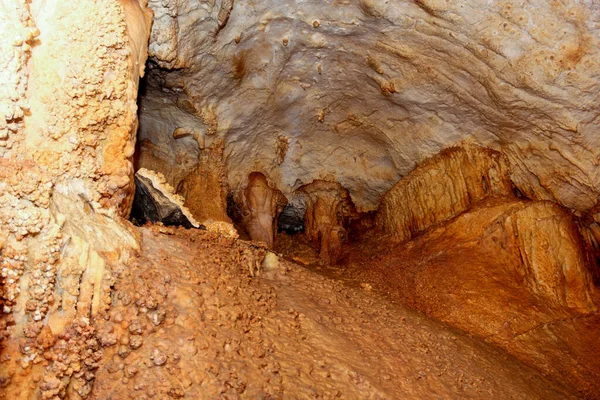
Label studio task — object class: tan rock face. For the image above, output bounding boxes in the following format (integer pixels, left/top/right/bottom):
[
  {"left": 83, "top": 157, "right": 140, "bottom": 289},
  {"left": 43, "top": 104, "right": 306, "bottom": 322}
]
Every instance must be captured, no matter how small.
[
  {"left": 142, "top": 0, "right": 600, "bottom": 215},
  {"left": 373, "top": 144, "right": 595, "bottom": 312},
  {"left": 178, "top": 141, "right": 232, "bottom": 223},
  {"left": 377, "top": 145, "right": 514, "bottom": 241},
  {"left": 0, "top": 1, "right": 150, "bottom": 397},
  {"left": 506, "top": 201, "right": 596, "bottom": 312},
  {"left": 300, "top": 180, "right": 356, "bottom": 264},
  {"left": 346, "top": 197, "right": 600, "bottom": 396},
  {"left": 239, "top": 172, "right": 287, "bottom": 249}
]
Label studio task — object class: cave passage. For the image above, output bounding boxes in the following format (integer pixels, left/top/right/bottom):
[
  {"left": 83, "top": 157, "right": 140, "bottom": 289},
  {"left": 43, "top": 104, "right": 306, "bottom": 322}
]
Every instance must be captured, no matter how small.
[{"left": 2, "top": 0, "right": 600, "bottom": 399}]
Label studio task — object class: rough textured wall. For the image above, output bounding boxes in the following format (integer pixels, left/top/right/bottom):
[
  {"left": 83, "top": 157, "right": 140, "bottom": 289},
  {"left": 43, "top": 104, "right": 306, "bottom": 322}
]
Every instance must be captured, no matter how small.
[
  {"left": 0, "top": 1, "right": 151, "bottom": 398},
  {"left": 507, "top": 201, "right": 596, "bottom": 312},
  {"left": 141, "top": 0, "right": 600, "bottom": 216},
  {"left": 375, "top": 145, "right": 596, "bottom": 311},
  {"left": 376, "top": 145, "right": 513, "bottom": 240}
]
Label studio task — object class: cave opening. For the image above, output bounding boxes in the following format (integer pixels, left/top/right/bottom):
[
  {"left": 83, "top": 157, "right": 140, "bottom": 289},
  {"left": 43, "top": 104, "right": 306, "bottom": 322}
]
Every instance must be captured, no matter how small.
[{"left": 3, "top": 1, "right": 600, "bottom": 398}]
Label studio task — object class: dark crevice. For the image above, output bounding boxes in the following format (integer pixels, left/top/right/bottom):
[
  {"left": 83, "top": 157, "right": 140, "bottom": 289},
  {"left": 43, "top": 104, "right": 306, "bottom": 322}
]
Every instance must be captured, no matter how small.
[{"left": 278, "top": 203, "right": 305, "bottom": 234}]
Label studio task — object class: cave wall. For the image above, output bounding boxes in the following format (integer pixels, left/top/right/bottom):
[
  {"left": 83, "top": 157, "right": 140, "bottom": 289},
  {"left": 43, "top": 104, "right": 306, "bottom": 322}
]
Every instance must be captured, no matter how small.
[
  {"left": 377, "top": 145, "right": 513, "bottom": 240},
  {"left": 139, "top": 0, "right": 600, "bottom": 217},
  {"left": 0, "top": 1, "right": 151, "bottom": 397}
]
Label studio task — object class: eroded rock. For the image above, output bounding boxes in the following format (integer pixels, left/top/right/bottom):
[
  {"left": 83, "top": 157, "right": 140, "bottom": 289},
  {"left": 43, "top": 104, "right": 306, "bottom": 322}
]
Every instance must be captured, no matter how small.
[
  {"left": 239, "top": 172, "right": 288, "bottom": 249},
  {"left": 299, "top": 180, "right": 357, "bottom": 264},
  {"left": 377, "top": 145, "right": 513, "bottom": 241},
  {"left": 0, "top": 1, "right": 151, "bottom": 397},
  {"left": 178, "top": 141, "right": 232, "bottom": 223},
  {"left": 143, "top": 0, "right": 600, "bottom": 216},
  {"left": 346, "top": 197, "right": 599, "bottom": 395}
]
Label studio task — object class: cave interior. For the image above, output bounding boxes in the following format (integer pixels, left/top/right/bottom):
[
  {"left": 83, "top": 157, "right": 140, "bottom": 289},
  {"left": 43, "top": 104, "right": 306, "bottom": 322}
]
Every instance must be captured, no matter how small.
[{"left": 1, "top": 0, "right": 600, "bottom": 398}]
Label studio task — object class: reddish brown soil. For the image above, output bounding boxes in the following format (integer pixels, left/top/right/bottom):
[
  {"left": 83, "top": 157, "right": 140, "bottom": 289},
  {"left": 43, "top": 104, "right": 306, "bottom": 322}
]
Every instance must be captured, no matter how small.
[{"left": 89, "top": 226, "right": 576, "bottom": 399}]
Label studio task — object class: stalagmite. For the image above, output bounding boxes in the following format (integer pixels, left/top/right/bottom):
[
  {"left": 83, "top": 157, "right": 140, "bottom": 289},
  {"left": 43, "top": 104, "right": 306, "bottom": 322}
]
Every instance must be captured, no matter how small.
[
  {"left": 240, "top": 172, "right": 287, "bottom": 249},
  {"left": 299, "top": 180, "right": 356, "bottom": 264}
]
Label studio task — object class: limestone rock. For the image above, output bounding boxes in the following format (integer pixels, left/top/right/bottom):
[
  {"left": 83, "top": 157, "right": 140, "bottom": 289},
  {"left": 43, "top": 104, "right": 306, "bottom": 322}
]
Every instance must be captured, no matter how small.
[
  {"left": 299, "top": 180, "right": 357, "bottom": 264},
  {"left": 132, "top": 168, "right": 201, "bottom": 228},
  {"left": 0, "top": 1, "right": 151, "bottom": 397},
  {"left": 202, "top": 219, "right": 239, "bottom": 239},
  {"left": 347, "top": 197, "right": 599, "bottom": 395},
  {"left": 239, "top": 172, "right": 288, "bottom": 249},
  {"left": 376, "top": 145, "right": 513, "bottom": 241},
  {"left": 178, "top": 141, "right": 232, "bottom": 223},
  {"left": 507, "top": 202, "right": 596, "bottom": 312},
  {"left": 143, "top": 0, "right": 600, "bottom": 216}
]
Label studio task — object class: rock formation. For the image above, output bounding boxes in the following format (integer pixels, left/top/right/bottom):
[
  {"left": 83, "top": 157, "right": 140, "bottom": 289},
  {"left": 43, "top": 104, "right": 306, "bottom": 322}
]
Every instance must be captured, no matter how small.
[
  {"left": 239, "top": 172, "right": 287, "bottom": 249},
  {"left": 299, "top": 180, "right": 356, "bottom": 264},
  {"left": 131, "top": 168, "right": 200, "bottom": 228},
  {"left": 178, "top": 140, "right": 232, "bottom": 224},
  {"left": 347, "top": 198, "right": 599, "bottom": 395},
  {"left": 142, "top": 0, "right": 600, "bottom": 217},
  {"left": 373, "top": 145, "right": 595, "bottom": 311},
  {"left": 0, "top": 1, "right": 151, "bottom": 397},
  {"left": 2, "top": 0, "right": 600, "bottom": 398},
  {"left": 376, "top": 144, "right": 513, "bottom": 241},
  {"left": 507, "top": 201, "right": 596, "bottom": 312}
]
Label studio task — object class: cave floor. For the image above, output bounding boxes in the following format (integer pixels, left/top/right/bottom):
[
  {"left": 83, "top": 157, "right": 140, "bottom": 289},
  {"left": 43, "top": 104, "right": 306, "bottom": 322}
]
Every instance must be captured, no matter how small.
[
  {"left": 276, "top": 199, "right": 600, "bottom": 399},
  {"left": 90, "top": 225, "right": 577, "bottom": 399}
]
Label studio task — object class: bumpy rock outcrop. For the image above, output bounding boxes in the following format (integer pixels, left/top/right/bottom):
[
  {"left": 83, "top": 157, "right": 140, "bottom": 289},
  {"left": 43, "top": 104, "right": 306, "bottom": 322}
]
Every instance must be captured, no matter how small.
[
  {"left": 299, "top": 180, "right": 356, "bottom": 264},
  {"left": 239, "top": 172, "right": 287, "bottom": 249},
  {"left": 141, "top": 0, "right": 600, "bottom": 217},
  {"left": 376, "top": 145, "right": 513, "bottom": 240},
  {"left": 0, "top": 1, "right": 151, "bottom": 397}
]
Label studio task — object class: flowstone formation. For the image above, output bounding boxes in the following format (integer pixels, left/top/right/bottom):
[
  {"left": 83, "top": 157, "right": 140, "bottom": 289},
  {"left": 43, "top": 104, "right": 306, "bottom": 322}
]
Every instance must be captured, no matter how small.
[
  {"left": 178, "top": 141, "right": 232, "bottom": 224},
  {"left": 339, "top": 144, "right": 600, "bottom": 396},
  {"left": 0, "top": 1, "right": 151, "bottom": 398},
  {"left": 376, "top": 145, "right": 513, "bottom": 241},
  {"left": 238, "top": 172, "right": 287, "bottom": 249},
  {"left": 374, "top": 144, "right": 596, "bottom": 311},
  {"left": 299, "top": 180, "right": 357, "bottom": 264}
]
